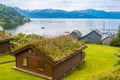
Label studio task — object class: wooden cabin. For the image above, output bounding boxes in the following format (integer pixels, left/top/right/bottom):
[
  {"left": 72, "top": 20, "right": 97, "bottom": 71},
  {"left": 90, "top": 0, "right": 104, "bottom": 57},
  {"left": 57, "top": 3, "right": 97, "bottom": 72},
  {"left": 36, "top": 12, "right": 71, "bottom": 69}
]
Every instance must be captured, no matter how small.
[
  {"left": 70, "top": 30, "right": 82, "bottom": 40},
  {"left": 80, "top": 29, "right": 102, "bottom": 44},
  {"left": 0, "top": 30, "right": 13, "bottom": 54},
  {"left": 12, "top": 36, "right": 86, "bottom": 80}
]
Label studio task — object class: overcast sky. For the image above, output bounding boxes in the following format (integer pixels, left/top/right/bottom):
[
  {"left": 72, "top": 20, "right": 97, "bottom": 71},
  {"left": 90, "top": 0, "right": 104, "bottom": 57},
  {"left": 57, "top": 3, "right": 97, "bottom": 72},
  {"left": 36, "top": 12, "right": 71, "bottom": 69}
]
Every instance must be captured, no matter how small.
[{"left": 0, "top": 0, "right": 120, "bottom": 11}]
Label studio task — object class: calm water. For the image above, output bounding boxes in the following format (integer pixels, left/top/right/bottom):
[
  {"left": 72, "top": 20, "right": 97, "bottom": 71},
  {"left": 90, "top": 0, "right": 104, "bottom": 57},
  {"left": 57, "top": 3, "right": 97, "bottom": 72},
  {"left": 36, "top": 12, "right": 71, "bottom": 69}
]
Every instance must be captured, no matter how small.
[{"left": 3, "top": 18, "right": 120, "bottom": 36}]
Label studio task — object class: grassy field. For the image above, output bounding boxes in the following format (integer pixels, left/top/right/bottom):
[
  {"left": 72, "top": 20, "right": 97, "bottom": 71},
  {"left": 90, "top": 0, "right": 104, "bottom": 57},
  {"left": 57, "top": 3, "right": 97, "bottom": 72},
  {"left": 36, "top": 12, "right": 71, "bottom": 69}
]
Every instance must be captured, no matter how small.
[
  {"left": 0, "top": 63, "right": 44, "bottom": 80},
  {"left": 63, "top": 44, "right": 120, "bottom": 80},
  {"left": 0, "top": 44, "right": 119, "bottom": 80},
  {"left": 0, "top": 54, "right": 15, "bottom": 63}
]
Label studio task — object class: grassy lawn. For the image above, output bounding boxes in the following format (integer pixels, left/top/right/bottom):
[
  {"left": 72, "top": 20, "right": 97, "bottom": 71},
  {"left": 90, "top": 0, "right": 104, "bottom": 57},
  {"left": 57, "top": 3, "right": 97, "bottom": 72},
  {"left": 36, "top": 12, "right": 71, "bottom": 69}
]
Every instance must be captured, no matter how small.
[
  {"left": 63, "top": 44, "right": 119, "bottom": 80},
  {"left": 0, "top": 63, "right": 44, "bottom": 80},
  {"left": 0, "top": 44, "right": 119, "bottom": 80},
  {"left": 0, "top": 54, "right": 15, "bottom": 63}
]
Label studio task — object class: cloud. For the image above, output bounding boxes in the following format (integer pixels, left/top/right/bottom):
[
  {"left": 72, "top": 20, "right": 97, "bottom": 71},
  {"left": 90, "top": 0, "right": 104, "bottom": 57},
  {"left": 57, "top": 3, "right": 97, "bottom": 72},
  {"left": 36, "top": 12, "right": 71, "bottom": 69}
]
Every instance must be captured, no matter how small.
[{"left": 0, "top": 0, "right": 120, "bottom": 11}]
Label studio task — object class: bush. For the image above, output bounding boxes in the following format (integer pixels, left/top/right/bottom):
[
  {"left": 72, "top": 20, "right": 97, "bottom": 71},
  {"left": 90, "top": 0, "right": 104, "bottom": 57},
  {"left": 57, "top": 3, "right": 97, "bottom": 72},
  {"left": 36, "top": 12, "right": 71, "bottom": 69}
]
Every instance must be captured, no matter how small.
[
  {"left": 110, "top": 38, "right": 120, "bottom": 47},
  {"left": 110, "top": 26, "right": 120, "bottom": 47}
]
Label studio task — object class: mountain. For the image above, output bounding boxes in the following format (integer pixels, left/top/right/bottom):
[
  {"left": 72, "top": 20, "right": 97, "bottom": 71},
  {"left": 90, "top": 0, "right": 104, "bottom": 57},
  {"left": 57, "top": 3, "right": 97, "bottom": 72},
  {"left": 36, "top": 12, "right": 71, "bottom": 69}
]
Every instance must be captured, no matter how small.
[
  {"left": 0, "top": 4, "right": 30, "bottom": 23},
  {"left": 78, "top": 9, "right": 120, "bottom": 19},
  {"left": 15, "top": 8, "right": 120, "bottom": 19}
]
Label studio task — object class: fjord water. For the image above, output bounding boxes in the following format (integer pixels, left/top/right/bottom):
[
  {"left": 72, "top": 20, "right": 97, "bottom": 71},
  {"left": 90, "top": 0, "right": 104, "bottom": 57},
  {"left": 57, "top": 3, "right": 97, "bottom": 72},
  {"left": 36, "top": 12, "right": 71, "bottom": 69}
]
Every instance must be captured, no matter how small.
[{"left": 4, "top": 18, "right": 120, "bottom": 36}]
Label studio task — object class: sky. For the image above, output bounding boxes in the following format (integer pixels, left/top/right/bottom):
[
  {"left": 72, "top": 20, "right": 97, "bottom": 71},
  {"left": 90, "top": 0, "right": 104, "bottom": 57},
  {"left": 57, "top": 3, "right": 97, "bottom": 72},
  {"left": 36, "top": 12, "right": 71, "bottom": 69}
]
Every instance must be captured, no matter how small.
[{"left": 0, "top": 0, "right": 120, "bottom": 11}]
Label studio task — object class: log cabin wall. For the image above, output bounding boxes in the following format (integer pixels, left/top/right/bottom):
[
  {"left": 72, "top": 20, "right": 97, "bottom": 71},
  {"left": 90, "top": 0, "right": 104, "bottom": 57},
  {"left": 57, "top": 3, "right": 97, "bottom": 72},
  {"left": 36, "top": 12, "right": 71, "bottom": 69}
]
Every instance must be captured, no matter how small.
[
  {"left": 53, "top": 51, "right": 84, "bottom": 80},
  {"left": 15, "top": 48, "right": 54, "bottom": 79},
  {"left": 0, "top": 41, "right": 10, "bottom": 54}
]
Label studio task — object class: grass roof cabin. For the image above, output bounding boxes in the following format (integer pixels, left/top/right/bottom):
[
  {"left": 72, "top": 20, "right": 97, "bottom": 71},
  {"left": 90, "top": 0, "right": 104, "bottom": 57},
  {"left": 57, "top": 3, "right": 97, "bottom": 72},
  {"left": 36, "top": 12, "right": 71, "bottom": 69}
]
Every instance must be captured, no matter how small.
[
  {"left": 12, "top": 35, "right": 86, "bottom": 80},
  {"left": 0, "top": 29, "right": 14, "bottom": 54}
]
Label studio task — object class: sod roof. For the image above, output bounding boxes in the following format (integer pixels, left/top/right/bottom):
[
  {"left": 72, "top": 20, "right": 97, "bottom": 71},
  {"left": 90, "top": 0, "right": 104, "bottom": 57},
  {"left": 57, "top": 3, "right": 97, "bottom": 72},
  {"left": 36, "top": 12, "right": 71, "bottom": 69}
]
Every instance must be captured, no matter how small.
[
  {"left": 0, "top": 30, "right": 13, "bottom": 41},
  {"left": 14, "top": 35, "right": 86, "bottom": 62}
]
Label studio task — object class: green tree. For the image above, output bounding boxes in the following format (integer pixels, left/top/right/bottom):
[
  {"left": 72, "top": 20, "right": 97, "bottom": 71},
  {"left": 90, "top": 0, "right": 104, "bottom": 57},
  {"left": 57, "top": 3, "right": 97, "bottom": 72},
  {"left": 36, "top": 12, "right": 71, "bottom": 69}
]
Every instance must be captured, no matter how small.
[
  {"left": 0, "top": 4, "right": 30, "bottom": 23},
  {"left": 110, "top": 26, "right": 120, "bottom": 47}
]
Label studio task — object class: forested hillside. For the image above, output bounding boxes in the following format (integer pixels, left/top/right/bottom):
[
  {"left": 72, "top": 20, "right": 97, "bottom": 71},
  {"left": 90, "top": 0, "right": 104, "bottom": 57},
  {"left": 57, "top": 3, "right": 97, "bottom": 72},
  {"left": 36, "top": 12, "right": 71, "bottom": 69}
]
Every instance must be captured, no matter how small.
[{"left": 0, "top": 4, "right": 30, "bottom": 23}]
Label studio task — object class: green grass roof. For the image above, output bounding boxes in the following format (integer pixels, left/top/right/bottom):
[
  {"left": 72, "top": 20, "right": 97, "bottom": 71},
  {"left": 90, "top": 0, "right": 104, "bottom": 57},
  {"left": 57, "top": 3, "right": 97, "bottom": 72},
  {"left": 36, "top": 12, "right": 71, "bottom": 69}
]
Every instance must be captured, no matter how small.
[
  {"left": 30, "top": 35, "right": 85, "bottom": 62},
  {"left": 0, "top": 30, "right": 13, "bottom": 41},
  {"left": 14, "top": 35, "right": 85, "bottom": 62}
]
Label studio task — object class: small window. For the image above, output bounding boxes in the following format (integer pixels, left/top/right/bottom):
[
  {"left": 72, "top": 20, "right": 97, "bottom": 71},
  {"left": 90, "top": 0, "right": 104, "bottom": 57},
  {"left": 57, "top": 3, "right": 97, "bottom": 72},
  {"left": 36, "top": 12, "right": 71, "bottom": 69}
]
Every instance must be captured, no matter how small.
[
  {"left": 29, "top": 49, "right": 32, "bottom": 54},
  {"left": 38, "top": 61, "right": 44, "bottom": 70},
  {"left": 23, "top": 58, "right": 27, "bottom": 66}
]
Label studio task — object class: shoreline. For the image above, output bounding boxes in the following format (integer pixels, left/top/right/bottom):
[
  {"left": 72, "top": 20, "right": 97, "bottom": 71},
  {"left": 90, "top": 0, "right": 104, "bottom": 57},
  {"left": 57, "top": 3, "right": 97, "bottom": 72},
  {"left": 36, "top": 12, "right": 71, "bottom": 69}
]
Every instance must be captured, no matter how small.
[{"left": 0, "top": 21, "right": 30, "bottom": 25}]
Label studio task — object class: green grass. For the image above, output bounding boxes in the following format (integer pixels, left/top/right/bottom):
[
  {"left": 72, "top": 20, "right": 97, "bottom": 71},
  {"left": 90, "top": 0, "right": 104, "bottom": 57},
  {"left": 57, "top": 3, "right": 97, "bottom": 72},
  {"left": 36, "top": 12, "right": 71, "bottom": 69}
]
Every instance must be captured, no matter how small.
[
  {"left": 0, "top": 63, "right": 44, "bottom": 80},
  {"left": 63, "top": 44, "right": 119, "bottom": 80},
  {"left": 0, "top": 44, "right": 119, "bottom": 80},
  {"left": 0, "top": 54, "right": 15, "bottom": 63}
]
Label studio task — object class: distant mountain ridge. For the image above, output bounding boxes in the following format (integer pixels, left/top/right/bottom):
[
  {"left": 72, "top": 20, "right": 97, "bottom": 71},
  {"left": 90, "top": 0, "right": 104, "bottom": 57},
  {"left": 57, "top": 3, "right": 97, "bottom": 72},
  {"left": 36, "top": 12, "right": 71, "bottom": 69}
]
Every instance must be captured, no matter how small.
[{"left": 15, "top": 8, "right": 120, "bottom": 19}]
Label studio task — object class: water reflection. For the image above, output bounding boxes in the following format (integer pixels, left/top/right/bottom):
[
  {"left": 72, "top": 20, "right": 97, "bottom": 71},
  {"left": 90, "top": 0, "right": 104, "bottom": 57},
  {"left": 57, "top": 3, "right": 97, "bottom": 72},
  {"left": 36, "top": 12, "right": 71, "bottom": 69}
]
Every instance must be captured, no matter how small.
[
  {"left": 0, "top": 23, "right": 25, "bottom": 30},
  {"left": 0, "top": 22, "right": 26, "bottom": 34}
]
